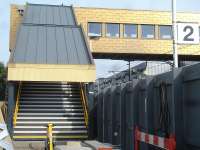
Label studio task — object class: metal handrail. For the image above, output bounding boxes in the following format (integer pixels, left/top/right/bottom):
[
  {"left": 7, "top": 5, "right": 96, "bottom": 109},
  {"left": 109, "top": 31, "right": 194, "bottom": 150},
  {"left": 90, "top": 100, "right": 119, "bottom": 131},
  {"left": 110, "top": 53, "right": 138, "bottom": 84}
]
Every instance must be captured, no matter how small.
[
  {"left": 80, "top": 83, "right": 88, "bottom": 128},
  {"left": 13, "top": 82, "right": 22, "bottom": 127},
  {"left": 47, "top": 123, "right": 53, "bottom": 150}
]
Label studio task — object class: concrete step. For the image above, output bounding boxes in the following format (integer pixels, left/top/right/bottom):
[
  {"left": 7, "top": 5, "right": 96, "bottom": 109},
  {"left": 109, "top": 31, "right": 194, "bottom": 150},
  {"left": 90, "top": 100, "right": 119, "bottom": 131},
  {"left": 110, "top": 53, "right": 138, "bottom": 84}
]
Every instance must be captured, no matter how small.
[
  {"left": 14, "top": 130, "right": 87, "bottom": 134},
  {"left": 20, "top": 101, "right": 81, "bottom": 104},
  {"left": 20, "top": 97, "right": 81, "bottom": 100},
  {"left": 21, "top": 91, "right": 80, "bottom": 94},
  {"left": 14, "top": 126, "right": 86, "bottom": 129},
  {"left": 19, "top": 105, "right": 82, "bottom": 108},
  {"left": 21, "top": 93, "right": 80, "bottom": 97},
  {"left": 18, "top": 112, "right": 84, "bottom": 116},
  {"left": 13, "top": 135, "right": 88, "bottom": 140},
  {"left": 19, "top": 108, "right": 83, "bottom": 112},
  {"left": 22, "top": 84, "right": 79, "bottom": 88},
  {"left": 16, "top": 121, "right": 85, "bottom": 125},
  {"left": 17, "top": 117, "right": 84, "bottom": 120},
  {"left": 22, "top": 87, "right": 79, "bottom": 90}
]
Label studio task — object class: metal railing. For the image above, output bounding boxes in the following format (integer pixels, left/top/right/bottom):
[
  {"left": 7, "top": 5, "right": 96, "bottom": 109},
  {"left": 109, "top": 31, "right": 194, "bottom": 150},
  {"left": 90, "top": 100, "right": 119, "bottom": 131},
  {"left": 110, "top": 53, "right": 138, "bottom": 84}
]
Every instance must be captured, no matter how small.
[
  {"left": 47, "top": 123, "right": 54, "bottom": 150},
  {"left": 13, "top": 82, "right": 22, "bottom": 127},
  {"left": 80, "top": 83, "right": 89, "bottom": 128}
]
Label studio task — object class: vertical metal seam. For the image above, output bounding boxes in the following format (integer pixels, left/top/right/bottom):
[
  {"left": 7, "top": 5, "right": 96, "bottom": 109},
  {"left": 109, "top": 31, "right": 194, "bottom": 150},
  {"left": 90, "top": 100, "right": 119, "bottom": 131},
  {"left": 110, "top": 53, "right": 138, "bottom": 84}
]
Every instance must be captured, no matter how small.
[
  {"left": 71, "top": 28, "right": 81, "bottom": 64},
  {"left": 63, "top": 27, "right": 70, "bottom": 64}
]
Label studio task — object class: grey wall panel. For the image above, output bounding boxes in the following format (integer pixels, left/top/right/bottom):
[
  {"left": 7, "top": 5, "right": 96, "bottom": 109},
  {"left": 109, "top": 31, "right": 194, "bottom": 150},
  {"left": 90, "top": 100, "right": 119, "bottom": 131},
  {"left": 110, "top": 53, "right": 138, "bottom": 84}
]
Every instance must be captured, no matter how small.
[
  {"left": 23, "top": 4, "right": 75, "bottom": 25},
  {"left": 39, "top": 6, "right": 47, "bottom": 25},
  {"left": 59, "top": 7, "right": 69, "bottom": 25},
  {"left": 36, "top": 26, "right": 47, "bottom": 64},
  {"left": 25, "top": 26, "right": 37, "bottom": 63},
  {"left": 103, "top": 87, "right": 112, "bottom": 144},
  {"left": 151, "top": 72, "right": 173, "bottom": 136},
  {"left": 138, "top": 79, "right": 151, "bottom": 150},
  {"left": 120, "top": 83, "right": 128, "bottom": 150},
  {"left": 65, "top": 7, "right": 75, "bottom": 25},
  {"left": 46, "top": 6, "right": 54, "bottom": 25},
  {"left": 64, "top": 28, "right": 80, "bottom": 64},
  {"left": 46, "top": 27, "right": 57, "bottom": 64},
  {"left": 111, "top": 85, "right": 122, "bottom": 146},
  {"left": 31, "top": 5, "right": 41, "bottom": 24},
  {"left": 72, "top": 28, "right": 90, "bottom": 64},
  {"left": 23, "top": 5, "right": 34, "bottom": 23},
  {"left": 56, "top": 27, "right": 68, "bottom": 64},
  {"left": 13, "top": 25, "right": 29, "bottom": 63},
  {"left": 123, "top": 80, "right": 140, "bottom": 150},
  {"left": 145, "top": 78, "right": 154, "bottom": 136},
  {"left": 182, "top": 64, "right": 200, "bottom": 149},
  {"left": 53, "top": 7, "right": 61, "bottom": 25},
  {"left": 138, "top": 79, "right": 148, "bottom": 131},
  {"left": 97, "top": 92, "right": 104, "bottom": 142},
  {"left": 11, "top": 4, "right": 94, "bottom": 65}
]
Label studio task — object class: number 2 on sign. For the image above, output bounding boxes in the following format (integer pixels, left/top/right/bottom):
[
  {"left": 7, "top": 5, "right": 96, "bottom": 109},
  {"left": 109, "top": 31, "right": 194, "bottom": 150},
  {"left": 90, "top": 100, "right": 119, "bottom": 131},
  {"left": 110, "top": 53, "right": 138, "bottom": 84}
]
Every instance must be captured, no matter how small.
[
  {"left": 183, "top": 26, "right": 194, "bottom": 41},
  {"left": 177, "top": 23, "right": 199, "bottom": 44}
]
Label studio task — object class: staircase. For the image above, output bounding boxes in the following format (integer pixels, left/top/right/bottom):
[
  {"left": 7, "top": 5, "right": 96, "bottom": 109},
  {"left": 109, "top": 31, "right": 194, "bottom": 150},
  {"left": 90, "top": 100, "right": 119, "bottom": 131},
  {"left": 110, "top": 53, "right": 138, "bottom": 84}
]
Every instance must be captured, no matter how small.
[{"left": 13, "top": 82, "right": 88, "bottom": 140}]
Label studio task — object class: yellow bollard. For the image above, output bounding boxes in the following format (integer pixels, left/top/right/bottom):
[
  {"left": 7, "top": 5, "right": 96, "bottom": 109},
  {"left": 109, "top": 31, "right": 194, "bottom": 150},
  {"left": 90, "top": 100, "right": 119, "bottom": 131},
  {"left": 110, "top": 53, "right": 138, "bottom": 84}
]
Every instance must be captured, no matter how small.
[{"left": 47, "top": 123, "right": 53, "bottom": 150}]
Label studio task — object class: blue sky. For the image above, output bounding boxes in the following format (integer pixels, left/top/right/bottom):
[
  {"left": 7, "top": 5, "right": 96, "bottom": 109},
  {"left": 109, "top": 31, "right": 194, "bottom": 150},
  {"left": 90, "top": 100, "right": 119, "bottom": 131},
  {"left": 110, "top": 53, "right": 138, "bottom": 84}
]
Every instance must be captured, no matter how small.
[{"left": 1, "top": 0, "right": 200, "bottom": 78}]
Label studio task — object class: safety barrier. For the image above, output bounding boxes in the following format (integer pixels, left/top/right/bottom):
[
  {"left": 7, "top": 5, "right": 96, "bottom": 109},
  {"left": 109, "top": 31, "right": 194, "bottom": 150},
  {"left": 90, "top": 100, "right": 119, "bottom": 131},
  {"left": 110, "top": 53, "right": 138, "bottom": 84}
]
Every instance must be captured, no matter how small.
[
  {"left": 80, "top": 83, "right": 89, "bottom": 128},
  {"left": 13, "top": 82, "right": 22, "bottom": 127},
  {"left": 134, "top": 126, "right": 176, "bottom": 150}
]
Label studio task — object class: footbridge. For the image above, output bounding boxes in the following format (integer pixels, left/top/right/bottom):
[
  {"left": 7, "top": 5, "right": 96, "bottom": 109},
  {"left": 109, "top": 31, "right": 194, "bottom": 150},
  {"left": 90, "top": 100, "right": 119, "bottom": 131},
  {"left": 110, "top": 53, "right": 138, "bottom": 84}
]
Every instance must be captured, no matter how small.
[{"left": 7, "top": 3, "right": 95, "bottom": 141}]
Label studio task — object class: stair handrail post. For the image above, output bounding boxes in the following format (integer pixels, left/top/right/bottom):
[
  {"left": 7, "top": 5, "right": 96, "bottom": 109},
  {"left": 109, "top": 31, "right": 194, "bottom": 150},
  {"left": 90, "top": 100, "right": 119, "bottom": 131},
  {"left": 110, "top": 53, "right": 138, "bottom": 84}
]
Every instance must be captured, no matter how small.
[
  {"left": 13, "top": 82, "right": 22, "bottom": 127},
  {"left": 47, "top": 123, "right": 54, "bottom": 150},
  {"left": 80, "top": 83, "right": 89, "bottom": 128}
]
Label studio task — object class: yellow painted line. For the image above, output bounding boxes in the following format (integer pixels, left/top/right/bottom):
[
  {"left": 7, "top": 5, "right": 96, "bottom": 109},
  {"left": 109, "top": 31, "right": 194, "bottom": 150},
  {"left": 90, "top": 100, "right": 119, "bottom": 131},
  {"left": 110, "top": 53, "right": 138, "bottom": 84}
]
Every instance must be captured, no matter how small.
[
  {"left": 13, "top": 136, "right": 47, "bottom": 139},
  {"left": 13, "top": 82, "right": 22, "bottom": 127}
]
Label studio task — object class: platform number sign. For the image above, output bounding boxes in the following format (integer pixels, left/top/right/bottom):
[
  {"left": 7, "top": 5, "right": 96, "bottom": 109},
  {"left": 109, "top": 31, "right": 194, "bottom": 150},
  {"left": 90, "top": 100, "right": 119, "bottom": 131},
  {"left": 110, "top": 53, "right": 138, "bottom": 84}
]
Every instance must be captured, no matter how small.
[{"left": 177, "top": 23, "right": 199, "bottom": 44}]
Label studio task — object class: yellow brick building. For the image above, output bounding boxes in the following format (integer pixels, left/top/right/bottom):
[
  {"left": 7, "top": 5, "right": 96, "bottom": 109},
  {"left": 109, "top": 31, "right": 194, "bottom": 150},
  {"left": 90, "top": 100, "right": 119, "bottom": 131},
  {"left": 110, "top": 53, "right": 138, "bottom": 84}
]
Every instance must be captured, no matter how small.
[{"left": 10, "top": 5, "right": 200, "bottom": 60}]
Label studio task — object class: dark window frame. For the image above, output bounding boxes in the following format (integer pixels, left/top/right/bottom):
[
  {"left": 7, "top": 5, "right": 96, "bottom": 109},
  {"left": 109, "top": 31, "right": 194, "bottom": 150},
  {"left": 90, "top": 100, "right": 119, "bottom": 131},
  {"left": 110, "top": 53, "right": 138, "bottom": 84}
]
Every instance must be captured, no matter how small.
[
  {"left": 159, "top": 25, "right": 173, "bottom": 40},
  {"left": 88, "top": 22, "right": 102, "bottom": 37},
  {"left": 106, "top": 23, "right": 120, "bottom": 38},
  {"left": 141, "top": 24, "right": 155, "bottom": 39},
  {"left": 124, "top": 24, "right": 138, "bottom": 39}
]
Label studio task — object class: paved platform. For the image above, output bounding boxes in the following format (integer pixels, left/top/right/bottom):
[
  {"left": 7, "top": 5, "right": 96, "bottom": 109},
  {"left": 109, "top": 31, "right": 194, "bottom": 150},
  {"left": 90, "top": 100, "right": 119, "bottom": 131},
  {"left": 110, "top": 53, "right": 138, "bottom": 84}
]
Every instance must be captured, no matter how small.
[
  {"left": 13, "top": 141, "right": 45, "bottom": 150},
  {"left": 55, "top": 141, "right": 92, "bottom": 150}
]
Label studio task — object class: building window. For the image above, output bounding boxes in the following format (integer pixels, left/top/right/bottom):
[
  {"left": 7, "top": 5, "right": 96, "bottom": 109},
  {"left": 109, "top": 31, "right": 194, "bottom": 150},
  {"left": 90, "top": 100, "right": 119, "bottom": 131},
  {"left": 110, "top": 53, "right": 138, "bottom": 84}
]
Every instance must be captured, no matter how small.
[
  {"left": 106, "top": 23, "right": 120, "bottom": 37},
  {"left": 124, "top": 24, "right": 137, "bottom": 38},
  {"left": 88, "top": 23, "right": 102, "bottom": 37},
  {"left": 141, "top": 25, "right": 155, "bottom": 39},
  {"left": 159, "top": 25, "right": 172, "bottom": 39}
]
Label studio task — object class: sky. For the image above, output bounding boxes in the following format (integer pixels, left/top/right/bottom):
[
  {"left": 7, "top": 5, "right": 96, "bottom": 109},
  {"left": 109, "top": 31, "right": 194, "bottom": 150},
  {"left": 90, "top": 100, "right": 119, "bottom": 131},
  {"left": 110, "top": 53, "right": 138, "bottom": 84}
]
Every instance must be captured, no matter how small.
[{"left": 1, "top": 0, "right": 200, "bottom": 78}]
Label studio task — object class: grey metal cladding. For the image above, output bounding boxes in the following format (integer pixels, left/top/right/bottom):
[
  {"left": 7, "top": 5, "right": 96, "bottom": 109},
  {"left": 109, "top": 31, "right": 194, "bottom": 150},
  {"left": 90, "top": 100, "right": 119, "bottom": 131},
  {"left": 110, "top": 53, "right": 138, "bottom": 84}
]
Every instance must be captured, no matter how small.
[
  {"left": 12, "top": 3, "right": 93, "bottom": 65},
  {"left": 23, "top": 4, "right": 76, "bottom": 25},
  {"left": 13, "top": 25, "right": 29, "bottom": 63},
  {"left": 72, "top": 28, "right": 90, "bottom": 64},
  {"left": 63, "top": 28, "right": 80, "bottom": 64},
  {"left": 13, "top": 25, "right": 91, "bottom": 64},
  {"left": 36, "top": 26, "right": 47, "bottom": 64}
]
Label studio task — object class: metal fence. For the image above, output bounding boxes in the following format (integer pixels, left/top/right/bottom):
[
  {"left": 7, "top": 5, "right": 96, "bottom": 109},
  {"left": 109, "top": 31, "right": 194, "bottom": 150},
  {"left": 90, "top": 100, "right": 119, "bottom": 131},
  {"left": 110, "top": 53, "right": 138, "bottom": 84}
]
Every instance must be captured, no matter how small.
[{"left": 94, "top": 63, "right": 200, "bottom": 150}]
